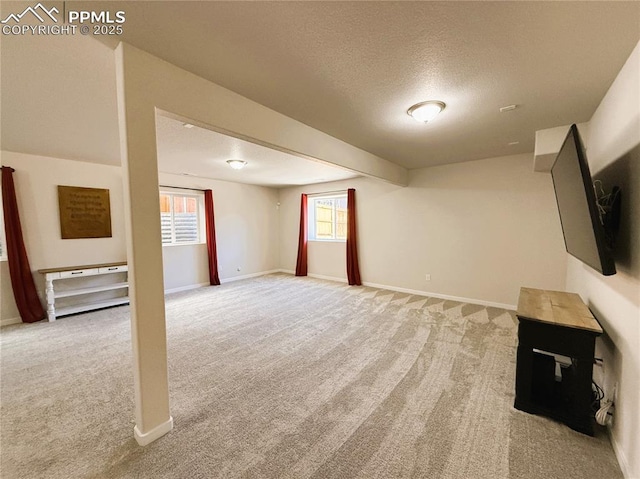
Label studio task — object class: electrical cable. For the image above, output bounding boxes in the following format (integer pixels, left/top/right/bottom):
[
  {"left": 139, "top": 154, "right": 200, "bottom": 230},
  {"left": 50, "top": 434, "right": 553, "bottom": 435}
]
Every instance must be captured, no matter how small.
[
  {"left": 595, "top": 401, "right": 613, "bottom": 426},
  {"left": 592, "top": 380, "right": 604, "bottom": 402},
  {"left": 592, "top": 380, "right": 613, "bottom": 426}
]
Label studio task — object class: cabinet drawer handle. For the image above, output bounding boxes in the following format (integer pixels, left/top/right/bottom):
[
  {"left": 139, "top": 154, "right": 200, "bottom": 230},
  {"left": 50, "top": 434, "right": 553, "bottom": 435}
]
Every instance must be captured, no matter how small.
[
  {"left": 108, "top": 268, "right": 118, "bottom": 271},
  {"left": 71, "top": 271, "right": 83, "bottom": 275}
]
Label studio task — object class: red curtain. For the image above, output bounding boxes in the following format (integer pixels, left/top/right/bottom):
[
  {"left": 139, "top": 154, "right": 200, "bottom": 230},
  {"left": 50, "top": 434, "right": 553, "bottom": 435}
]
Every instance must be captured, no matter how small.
[
  {"left": 346, "top": 188, "right": 362, "bottom": 286},
  {"left": 204, "top": 190, "right": 221, "bottom": 286},
  {"left": 295, "top": 194, "right": 308, "bottom": 276},
  {"left": 1, "top": 167, "right": 45, "bottom": 323}
]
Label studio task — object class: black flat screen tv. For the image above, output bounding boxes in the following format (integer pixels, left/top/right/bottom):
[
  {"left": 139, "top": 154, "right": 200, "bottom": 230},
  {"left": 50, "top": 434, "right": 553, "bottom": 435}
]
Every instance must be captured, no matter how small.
[{"left": 551, "top": 124, "right": 616, "bottom": 276}]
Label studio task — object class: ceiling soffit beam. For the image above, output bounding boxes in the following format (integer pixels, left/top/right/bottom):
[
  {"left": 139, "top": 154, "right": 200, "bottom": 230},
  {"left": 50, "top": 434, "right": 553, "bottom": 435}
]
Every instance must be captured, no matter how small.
[{"left": 122, "top": 42, "right": 407, "bottom": 187}]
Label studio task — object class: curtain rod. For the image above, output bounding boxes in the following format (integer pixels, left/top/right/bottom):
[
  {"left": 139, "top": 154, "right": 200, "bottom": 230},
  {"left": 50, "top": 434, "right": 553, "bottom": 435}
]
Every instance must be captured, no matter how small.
[
  {"left": 307, "top": 189, "right": 348, "bottom": 197},
  {"left": 159, "top": 185, "right": 206, "bottom": 192}
]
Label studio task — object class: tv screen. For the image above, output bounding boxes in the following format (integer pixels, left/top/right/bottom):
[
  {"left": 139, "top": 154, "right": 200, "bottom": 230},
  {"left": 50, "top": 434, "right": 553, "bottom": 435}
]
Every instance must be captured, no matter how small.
[{"left": 551, "top": 124, "right": 616, "bottom": 276}]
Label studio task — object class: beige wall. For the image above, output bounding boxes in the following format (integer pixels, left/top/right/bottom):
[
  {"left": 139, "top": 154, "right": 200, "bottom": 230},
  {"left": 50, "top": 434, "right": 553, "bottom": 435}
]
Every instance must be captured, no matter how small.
[
  {"left": 1, "top": 151, "right": 127, "bottom": 271},
  {"left": 279, "top": 152, "right": 567, "bottom": 308},
  {"left": 158, "top": 172, "right": 280, "bottom": 291},
  {"left": 566, "top": 41, "right": 639, "bottom": 479}
]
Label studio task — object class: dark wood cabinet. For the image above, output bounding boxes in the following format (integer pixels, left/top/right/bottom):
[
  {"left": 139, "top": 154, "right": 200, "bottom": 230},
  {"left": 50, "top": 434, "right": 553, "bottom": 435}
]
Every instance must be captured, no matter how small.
[{"left": 514, "top": 287, "right": 602, "bottom": 436}]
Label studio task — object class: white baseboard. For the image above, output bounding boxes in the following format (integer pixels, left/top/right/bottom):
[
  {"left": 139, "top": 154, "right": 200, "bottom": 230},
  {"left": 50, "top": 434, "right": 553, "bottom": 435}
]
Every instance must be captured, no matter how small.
[
  {"left": 134, "top": 416, "right": 173, "bottom": 446},
  {"left": 309, "top": 273, "right": 348, "bottom": 283},
  {"left": 221, "top": 269, "right": 281, "bottom": 283},
  {"left": 277, "top": 270, "right": 348, "bottom": 284},
  {"left": 0, "top": 317, "right": 21, "bottom": 327},
  {"left": 164, "top": 269, "right": 281, "bottom": 293},
  {"left": 609, "top": 426, "right": 632, "bottom": 479},
  {"left": 277, "top": 270, "right": 515, "bottom": 310},
  {"left": 362, "top": 281, "right": 516, "bottom": 310},
  {"left": 164, "top": 282, "right": 209, "bottom": 294}
]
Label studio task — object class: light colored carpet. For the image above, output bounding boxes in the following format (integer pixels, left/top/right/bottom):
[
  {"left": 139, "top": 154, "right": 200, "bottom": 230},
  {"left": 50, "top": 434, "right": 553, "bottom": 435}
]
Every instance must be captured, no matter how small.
[{"left": 0, "top": 274, "right": 622, "bottom": 478}]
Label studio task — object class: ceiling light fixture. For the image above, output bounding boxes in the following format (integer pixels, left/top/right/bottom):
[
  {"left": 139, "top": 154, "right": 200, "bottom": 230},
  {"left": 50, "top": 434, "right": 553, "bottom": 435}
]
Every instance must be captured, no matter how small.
[
  {"left": 407, "top": 101, "right": 446, "bottom": 123},
  {"left": 182, "top": 123, "right": 195, "bottom": 129},
  {"left": 226, "top": 159, "right": 247, "bottom": 170}
]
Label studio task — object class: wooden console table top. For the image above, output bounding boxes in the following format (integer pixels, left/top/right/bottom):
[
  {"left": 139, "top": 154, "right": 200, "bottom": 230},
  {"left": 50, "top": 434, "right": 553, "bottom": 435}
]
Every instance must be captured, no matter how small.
[
  {"left": 517, "top": 287, "right": 602, "bottom": 334},
  {"left": 38, "top": 261, "right": 127, "bottom": 274}
]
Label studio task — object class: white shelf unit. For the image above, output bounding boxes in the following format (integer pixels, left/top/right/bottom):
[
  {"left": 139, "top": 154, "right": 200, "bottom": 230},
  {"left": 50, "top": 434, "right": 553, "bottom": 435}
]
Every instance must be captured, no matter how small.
[{"left": 39, "top": 263, "right": 129, "bottom": 322}]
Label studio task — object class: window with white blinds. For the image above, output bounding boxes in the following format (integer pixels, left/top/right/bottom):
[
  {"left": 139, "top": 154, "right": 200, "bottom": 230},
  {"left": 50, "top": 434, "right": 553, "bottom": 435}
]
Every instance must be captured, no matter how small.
[{"left": 159, "top": 191, "right": 203, "bottom": 245}]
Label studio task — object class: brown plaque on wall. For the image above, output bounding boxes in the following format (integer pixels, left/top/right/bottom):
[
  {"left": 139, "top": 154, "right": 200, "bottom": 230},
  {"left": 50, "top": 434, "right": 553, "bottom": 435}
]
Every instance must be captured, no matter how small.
[{"left": 58, "top": 186, "right": 112, "bottom": 239}]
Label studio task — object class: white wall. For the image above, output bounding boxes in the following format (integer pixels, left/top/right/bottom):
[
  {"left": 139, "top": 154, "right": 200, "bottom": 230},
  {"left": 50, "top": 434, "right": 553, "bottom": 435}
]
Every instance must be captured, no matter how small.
[
  {"left": 279, "top": 152, "right": 567, "bottom": 308},
  {"left": 0, "top": 151, "right": 281, "bottom": 322},
  {"left": 566, "top": 41, "right": 640, "bottom": 478}
]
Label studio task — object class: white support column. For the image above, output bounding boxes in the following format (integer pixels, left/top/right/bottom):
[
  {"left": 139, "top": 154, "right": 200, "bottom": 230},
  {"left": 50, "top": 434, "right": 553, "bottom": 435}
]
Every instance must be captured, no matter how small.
[{"left": 115, "top": 44, "right": 172, "bottom": 446}]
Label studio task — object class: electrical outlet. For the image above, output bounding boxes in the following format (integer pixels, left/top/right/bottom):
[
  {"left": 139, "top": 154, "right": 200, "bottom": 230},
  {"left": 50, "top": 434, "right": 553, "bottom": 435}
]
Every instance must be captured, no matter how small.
[{"left": 425, "top": 274, "right": 431, "bottom": 281}]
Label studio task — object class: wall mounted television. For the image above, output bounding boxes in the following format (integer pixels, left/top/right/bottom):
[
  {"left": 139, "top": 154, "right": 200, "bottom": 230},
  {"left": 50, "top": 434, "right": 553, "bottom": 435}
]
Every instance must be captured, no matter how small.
[{"left": 551, "top": 124, "right": 617, "bottom": 276}]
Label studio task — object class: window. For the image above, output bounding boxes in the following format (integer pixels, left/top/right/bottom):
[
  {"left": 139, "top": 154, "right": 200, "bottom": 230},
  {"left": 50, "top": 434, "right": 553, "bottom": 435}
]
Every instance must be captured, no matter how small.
[
  {"left": 159, "top": 190, "right": 204, "bottom": 245},
  {"left": 308, "top": 194, "right": 348, "bottom": 241}
]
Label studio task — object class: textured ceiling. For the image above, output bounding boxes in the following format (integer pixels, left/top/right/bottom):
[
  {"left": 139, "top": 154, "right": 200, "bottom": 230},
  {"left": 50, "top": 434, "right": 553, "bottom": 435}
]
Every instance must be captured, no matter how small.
[
  {"left": 89, "top": 0, "right": 640, "bottom": 169},
  {"left": 1, "top": 1, "right": 639, "bottom": 181}
]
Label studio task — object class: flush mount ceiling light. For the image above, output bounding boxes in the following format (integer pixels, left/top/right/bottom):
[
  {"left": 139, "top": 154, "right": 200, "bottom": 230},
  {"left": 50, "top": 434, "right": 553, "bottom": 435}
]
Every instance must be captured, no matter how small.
[
  {"left": 407, "top": 100, "right": 446, "bottom": 123},
  {"left": 226, "top": 159, "right": 247, "bottom": 170}
]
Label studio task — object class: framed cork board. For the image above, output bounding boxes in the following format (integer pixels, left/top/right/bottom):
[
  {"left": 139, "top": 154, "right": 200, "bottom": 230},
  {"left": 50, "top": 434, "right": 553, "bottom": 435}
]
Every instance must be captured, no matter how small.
[{"left": 58, "top": 186, "right": 112, "bottom": 239}]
